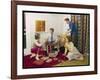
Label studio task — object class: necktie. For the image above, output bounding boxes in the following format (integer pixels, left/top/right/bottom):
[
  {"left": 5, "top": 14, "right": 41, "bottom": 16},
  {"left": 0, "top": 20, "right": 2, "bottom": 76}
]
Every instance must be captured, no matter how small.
[{"left": 51, "top": 33, "right": 53, "bottom": 42}]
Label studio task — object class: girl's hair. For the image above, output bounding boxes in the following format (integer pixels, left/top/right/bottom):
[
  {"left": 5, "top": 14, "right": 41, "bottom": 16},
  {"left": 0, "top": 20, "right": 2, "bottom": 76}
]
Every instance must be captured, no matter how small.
[
  {"left": 67, "top": 36, "right": 72, "bottom": 42},
  {"left": 35, "top": 33, "right": 40, "bottom": 39}
]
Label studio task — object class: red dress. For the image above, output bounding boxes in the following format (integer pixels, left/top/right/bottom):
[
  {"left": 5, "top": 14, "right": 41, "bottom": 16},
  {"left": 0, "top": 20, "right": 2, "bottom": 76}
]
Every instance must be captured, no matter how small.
[{"left": 31, "top": 40, "right": 45, "bottom": 55}]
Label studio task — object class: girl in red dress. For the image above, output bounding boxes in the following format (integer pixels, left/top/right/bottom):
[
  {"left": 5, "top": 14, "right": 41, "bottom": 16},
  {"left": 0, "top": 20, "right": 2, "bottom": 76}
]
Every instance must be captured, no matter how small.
[{"left": 30, "top": 33, "right": 44, "bottom": 60}]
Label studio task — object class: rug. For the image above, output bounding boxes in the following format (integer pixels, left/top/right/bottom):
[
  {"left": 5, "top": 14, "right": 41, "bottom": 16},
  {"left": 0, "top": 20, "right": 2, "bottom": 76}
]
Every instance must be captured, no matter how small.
[{"left": 23, "top": 54, "right": 68, "bottom": 68}]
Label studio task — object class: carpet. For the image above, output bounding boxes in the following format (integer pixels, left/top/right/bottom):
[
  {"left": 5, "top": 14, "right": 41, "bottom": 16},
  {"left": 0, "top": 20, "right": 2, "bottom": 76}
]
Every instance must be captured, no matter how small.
[{"left": 23, "top": 54, "right": 68, "bottom": 68}]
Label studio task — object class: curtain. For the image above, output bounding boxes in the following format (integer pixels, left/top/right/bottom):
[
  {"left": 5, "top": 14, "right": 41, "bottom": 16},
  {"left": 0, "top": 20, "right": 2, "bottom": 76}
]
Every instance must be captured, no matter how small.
[{"left": 71, "top": 14, "right": 90, "bottom": 54}]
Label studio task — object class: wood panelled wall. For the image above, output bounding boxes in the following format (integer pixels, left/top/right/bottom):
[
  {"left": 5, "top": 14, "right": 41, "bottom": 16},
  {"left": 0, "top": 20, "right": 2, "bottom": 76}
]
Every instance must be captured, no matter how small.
[
  {"left": 71, "top": 14, "right": 90, "bottom": 54},
  {"left": 35, "top": 20, "right": 45, "bottom": 32}
]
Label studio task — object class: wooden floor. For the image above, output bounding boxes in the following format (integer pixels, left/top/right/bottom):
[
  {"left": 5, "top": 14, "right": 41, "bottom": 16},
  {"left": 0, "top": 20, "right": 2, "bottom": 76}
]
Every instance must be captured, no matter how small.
[{"left": 55, "top": 54, "right": 89, "bottom": 67}]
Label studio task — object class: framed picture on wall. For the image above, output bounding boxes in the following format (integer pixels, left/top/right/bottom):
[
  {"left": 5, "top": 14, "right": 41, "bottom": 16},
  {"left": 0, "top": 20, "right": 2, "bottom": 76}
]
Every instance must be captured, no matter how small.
[{"left": 11, "top": 0, "right": 97, "bottom": 79}]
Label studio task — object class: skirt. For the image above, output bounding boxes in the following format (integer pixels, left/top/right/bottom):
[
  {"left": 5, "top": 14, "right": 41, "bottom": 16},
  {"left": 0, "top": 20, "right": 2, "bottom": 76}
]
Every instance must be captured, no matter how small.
[{"left": 31, "top": 47, "right": 46, "bottom": 56}]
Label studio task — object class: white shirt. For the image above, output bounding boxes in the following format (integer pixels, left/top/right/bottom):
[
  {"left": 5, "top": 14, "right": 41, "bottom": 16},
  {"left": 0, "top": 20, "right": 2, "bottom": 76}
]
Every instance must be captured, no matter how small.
[
  {"left": 63, "top": 24, "right": 71, "bottom": 36},
  {"left": 47, "top": 33, "right": 56, "bottom": 42}
]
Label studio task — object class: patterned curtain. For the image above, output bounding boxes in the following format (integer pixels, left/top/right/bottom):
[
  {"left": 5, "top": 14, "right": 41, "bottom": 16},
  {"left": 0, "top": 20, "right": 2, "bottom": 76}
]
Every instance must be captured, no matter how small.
[{"left": 71, "top": 14, "right": 90, "bottom": 54}]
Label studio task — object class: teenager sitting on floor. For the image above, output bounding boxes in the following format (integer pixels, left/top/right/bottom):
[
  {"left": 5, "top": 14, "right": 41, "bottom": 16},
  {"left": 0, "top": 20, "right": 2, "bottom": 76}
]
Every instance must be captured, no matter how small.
[
  {"left": 63, "top": 32, "right": 84, "bottom": 61},
  {"left": 45, "top": 28, "right": 58, "bottom": 56},
  {"left": 30, "top": 33, "right": 46, "bottom": 60},
  {"left": 56, "top": 34, "right": 68, "bottom": 61}
]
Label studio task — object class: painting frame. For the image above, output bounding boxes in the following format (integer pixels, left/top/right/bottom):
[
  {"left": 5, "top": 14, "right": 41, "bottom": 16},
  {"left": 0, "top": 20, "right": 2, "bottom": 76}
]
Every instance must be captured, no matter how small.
[{"left": 11, "top": 0, "right": 97, "bottom": 79}]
